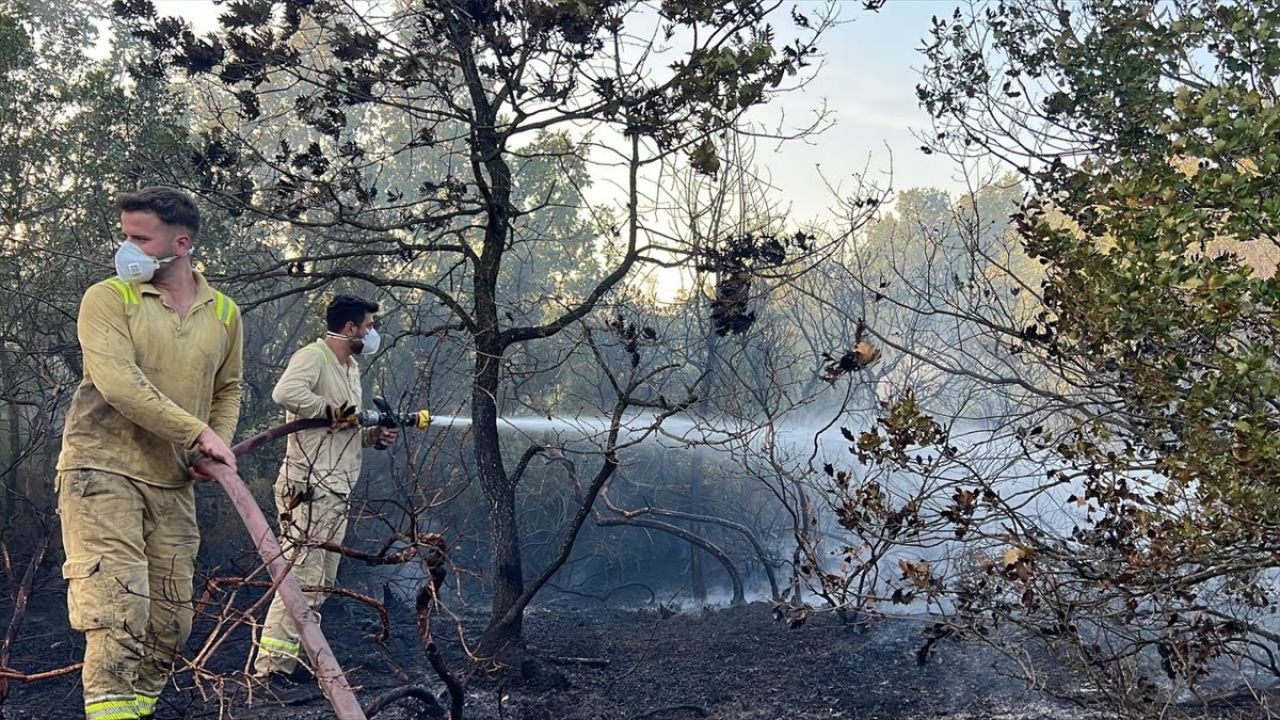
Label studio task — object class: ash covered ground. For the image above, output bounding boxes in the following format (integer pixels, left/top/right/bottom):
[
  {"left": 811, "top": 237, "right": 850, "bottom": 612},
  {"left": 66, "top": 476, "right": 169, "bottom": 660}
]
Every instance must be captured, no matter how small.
[{"left": 1, "top": 584, "right": 1129, "bottom": 720}]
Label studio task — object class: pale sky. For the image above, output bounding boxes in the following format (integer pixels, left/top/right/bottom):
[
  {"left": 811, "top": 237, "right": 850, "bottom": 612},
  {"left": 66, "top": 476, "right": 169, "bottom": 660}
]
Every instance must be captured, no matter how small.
[
  {"left": 771, "top": 0, "right": 971, "bottom": 217},
  {"left": 150, "top": 0, "right": 970, "bottom": 223}
]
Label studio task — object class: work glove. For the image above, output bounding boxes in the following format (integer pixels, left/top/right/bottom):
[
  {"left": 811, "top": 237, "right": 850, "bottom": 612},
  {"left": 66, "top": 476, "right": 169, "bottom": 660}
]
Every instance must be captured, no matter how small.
[{"left": 326, "top": 403, "right": 358, "bottom": 429}]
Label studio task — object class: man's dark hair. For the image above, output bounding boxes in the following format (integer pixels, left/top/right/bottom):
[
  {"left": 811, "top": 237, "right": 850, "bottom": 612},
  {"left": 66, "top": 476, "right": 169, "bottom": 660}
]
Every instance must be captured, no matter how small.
[
  {"left": 116, "top": 186, "right": 201, "bottom": 237},
  {"left": 326, "top": 295, "right": 379, "bottom": 333}
]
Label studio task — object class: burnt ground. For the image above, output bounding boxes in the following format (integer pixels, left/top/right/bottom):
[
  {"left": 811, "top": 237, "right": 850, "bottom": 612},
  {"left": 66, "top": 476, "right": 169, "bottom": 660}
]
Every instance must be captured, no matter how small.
[{"left": 1, "top": 584, "right": 1122, "bottom": 720}]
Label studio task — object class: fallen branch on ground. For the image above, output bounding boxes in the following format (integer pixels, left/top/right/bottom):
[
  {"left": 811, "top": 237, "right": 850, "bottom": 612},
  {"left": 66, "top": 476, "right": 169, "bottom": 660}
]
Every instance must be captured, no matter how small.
[
  {"left": 528, "top": 647, "right": 610, "bottom": 668},
  {"left": 630, "top": 704, "right": 707, "bottom": 719},
  {"left": 0, "top": 663, "right": 83, "bottom": 682},
  {"left": 363, "top": 684, "right": 445, "bottom": 719}
]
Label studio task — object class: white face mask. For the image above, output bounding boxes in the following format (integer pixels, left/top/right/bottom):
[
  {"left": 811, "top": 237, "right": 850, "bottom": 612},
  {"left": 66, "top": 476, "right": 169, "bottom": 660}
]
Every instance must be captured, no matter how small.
[
  {"left": 327, "top": 327, "right": 380, "bottom": 355},
  {"left": 114, "top": 240, "right": 178, "bottom": 283}
]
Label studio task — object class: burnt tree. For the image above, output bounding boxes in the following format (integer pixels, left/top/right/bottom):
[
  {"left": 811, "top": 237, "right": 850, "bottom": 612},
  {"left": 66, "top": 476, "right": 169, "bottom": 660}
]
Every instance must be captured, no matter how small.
[{"left": 117, "top": 0, "right": 841, "bottom": 662}]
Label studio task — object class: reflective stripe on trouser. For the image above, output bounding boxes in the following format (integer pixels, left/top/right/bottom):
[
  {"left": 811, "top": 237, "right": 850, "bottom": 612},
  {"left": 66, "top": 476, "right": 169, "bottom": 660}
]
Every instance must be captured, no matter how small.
[
  {"left": 57, "top": 469, "right": 198, "bottom": 718},
  {"left": 258, "top": 634, "right": 300, "bottom": 659},
  {"left": 252, "top": 468, "right": 350, "bottom": 676},
  {"left": 84, "top": 694, "right": 138, "bottom": 720},
  {"left": 135, "top": 691, "right": 159, "bottom": 717}
]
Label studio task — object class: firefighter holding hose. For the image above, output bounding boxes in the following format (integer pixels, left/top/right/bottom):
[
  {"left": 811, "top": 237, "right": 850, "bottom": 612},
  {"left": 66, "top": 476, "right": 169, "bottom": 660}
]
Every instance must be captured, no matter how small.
[
  {"left": 250, "top": 295, "right": 399, "bottom": 702},
  {"left": 56, "top": 187, "right": 244, "bottom": 720}
]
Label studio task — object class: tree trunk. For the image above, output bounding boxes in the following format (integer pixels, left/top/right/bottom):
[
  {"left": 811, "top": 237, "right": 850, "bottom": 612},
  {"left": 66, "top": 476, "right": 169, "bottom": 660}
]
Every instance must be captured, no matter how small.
[
  {"left": 0, "top": 352, "right": 16, "bottom": 535},
  {"left": 0, "top": 401, "right": 10, "bottom": 534},
  {"left": 687, "top": 456, "right": 707, "bottom": 603},
  {"left": 449, "top": 7, "right": 524, "bottom": 658},
  {"left": 473, "top": 341, "right": 524, "bottom": 658},
  {"left": 790, "top": 484, "right": 812, "bottom": 603}
]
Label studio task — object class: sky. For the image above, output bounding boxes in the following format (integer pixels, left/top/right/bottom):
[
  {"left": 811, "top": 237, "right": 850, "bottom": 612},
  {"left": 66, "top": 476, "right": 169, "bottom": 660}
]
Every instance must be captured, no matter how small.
[
  {"left": 754, "top": 0, "right": 971, "bottom": 218},
  {"left": 149, "top": 0, "right": 972, "bottom": 223}
]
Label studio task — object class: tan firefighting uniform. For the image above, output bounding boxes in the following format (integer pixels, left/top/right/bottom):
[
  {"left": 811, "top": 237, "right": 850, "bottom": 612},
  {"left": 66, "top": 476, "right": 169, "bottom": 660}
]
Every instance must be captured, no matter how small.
[
  {"left": 57, "top": 274, "right": 243, "bottom": 720},
  {"left": 252, "top": 339, "right": 374, "bottom": 676}
]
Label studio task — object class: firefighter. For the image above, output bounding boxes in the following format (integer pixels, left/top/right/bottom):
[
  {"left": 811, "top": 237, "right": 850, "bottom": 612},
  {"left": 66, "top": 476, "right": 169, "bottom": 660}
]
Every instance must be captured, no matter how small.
[
  {"left": 56, "top": 187, "right": 244, "bottom": 720},
  {"left": 250, "top": 295, "right": 398, "bottom": 700}
]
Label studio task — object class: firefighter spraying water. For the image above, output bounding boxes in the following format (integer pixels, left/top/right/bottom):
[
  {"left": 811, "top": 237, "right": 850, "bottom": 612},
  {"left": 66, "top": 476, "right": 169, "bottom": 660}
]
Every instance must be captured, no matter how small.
[{"left": 245, "top": 295, "right": 430, "bottom": 707}]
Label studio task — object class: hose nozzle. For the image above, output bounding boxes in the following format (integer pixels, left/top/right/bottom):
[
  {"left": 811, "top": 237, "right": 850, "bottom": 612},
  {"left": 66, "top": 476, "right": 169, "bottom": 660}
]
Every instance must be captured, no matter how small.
[{"left": 357, "top": 396, "right": 431, "bottom": 432}]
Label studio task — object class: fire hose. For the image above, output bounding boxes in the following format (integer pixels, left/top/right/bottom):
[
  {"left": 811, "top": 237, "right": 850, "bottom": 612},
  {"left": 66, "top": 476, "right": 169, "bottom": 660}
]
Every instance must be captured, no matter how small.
[{"left": 192, "top": 397, "right": 432, "bottom": 720}]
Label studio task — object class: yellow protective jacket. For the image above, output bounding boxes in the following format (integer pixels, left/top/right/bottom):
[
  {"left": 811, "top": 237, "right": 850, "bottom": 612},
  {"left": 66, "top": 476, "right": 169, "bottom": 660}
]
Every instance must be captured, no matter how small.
[
  {"left": 273, "top": 339, "right": 368, "bottom": 495},
  {"left": 57, "top": 273, "right": 245, "bottom": 487}
]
